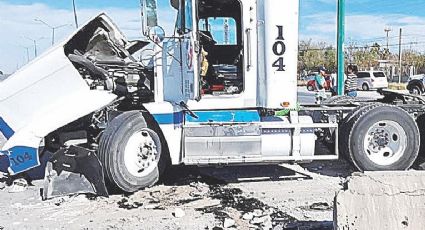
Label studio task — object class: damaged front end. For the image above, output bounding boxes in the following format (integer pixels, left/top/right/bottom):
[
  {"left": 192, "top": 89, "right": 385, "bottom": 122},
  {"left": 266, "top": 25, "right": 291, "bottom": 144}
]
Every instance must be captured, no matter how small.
[{"left": 0, "top": 14, "right": 155, "bottom": 198}]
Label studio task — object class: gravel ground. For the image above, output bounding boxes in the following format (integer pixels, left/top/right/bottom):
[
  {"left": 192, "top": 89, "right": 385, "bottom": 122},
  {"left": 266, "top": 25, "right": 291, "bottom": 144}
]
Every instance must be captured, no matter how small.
[
  {"left": 0, "top": 156, "right": 354, "bottom": 230},
  {"left": 1, "top": 132, "right": 351, "bottom": 229}
]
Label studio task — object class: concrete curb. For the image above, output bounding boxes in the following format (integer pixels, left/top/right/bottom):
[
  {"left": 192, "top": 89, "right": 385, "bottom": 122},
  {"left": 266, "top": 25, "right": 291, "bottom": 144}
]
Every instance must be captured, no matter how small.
[{"left": 334, "top": 171, "right": 425, "bottom": 230}]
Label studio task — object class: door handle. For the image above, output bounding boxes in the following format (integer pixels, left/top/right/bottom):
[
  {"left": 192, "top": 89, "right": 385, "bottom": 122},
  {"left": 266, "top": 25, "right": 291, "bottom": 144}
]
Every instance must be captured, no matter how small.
[{"left": 246, "top": 28, "right": 252, "bottom": 71}]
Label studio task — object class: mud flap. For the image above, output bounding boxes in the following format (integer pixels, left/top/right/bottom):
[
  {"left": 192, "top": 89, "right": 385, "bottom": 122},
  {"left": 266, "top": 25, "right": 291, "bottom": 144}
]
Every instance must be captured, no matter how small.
[{"left": 42, "top": 145, "right": 108, "bottom": 200}]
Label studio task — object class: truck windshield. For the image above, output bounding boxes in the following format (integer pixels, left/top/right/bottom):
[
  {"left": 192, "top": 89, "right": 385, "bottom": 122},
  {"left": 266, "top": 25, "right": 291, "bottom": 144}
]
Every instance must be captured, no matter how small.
[
  {"left": 145, "top": 0, "right": 158, "bottom": 27},
  {"left": 184, "top": 0, "right": 193, "bottom": 33},
  {"left": 175, "top": 5, "right": 183, "bottom": 33},
  {"left": 198, "top": 17, "right": 237, "bottom": 45},
  {"left": 174, "top": 0, "right": 193, "bottom": 34}
]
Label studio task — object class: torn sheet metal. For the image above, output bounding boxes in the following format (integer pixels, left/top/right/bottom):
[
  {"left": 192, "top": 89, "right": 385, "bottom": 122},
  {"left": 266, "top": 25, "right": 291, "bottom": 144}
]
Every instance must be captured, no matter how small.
[
  {"left": 0, "top": 14, "right": 124, "bottom": 174},
  {"left": 42, "top": 145, "right": 108, "bottom": 200}
]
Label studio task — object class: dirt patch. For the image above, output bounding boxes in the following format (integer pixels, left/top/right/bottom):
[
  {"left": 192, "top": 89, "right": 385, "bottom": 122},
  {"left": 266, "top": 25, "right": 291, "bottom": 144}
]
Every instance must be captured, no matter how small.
[{"left": 0, "top": 163, "right": 348, "bottom": 229}]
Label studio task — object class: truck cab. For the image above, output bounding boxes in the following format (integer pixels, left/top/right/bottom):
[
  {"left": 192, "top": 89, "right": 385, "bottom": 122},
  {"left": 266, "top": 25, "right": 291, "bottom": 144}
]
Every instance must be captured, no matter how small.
[
  {"left": 142, "top": 0, "right": 331, "bottom": 166},
  {"left": 152, "top": 0, "right": 298, "bottom": 110}
]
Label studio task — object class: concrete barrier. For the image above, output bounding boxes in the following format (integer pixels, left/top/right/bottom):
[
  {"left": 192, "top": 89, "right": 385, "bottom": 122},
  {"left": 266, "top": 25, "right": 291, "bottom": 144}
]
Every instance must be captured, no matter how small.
[{"left": 334, "top": 171, "right": 425, "bottom": 230}]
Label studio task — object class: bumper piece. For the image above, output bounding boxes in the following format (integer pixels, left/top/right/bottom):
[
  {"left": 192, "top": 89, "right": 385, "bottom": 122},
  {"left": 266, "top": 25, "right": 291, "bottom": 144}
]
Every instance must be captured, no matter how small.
[{"left": 42, "top": 145, "right": 108, "bottom": 200}]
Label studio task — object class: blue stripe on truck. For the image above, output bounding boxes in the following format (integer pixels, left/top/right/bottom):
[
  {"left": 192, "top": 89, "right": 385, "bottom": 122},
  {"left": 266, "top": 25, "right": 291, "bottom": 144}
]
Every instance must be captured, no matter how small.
[
  {"left": 152, "top": 110, "right": 261, "bottom": 124},
  {"left": 185, "top": 110, "right": 260, "bottom": 123},
  {"left": 0, "top": 117, "right": 14, "bottom": 139},
  {"left": 152, "top": 112, "right": 184, "bottom": 125}
]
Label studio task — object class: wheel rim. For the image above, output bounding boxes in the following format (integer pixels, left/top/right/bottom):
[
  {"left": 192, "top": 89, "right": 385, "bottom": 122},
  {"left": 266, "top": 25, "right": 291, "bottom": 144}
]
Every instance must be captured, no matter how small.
[
  {"left": 363, "top": 120, "right": 407, "bottom": 166},
  {"left": 363, "top": 84, "right": 368, "bottom": 91},
  {"left": 412, "top": 87, "right": 420, "bottom": 95},
  {"left": 124, "top": 129, "right": 159, "bottom": 177}
]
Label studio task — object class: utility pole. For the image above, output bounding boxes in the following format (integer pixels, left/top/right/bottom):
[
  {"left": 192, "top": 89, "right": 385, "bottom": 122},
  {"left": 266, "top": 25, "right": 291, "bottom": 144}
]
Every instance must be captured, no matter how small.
[
  {"left": 34, "top": 19, "right": 70, "bottom": 46},
  {"left": 19, "top": 44, "right": 31, "bottom": 63},
  {"left": 72, "top": 0, "right": 79, "bottom": 29},
  {"left": 384, "top": 27, "right": 391, "bottom": 51},
  {"left": 24, "top": 47, "right": 30, "bottom": 63},
  {"left": 24, "top": 36, "right": 40, "bottom": 57},
  {"left": 384, "top": 27, "right": 391, "bottom": 79},
  {"left": 398, "top": 28, "right": 402, "bottom": 83},
  {"left": 337, "top": 0, "right": 345, "bottom": 96},
  {"left": 32, "top": 40, "right": 37, "bottom": 57}
]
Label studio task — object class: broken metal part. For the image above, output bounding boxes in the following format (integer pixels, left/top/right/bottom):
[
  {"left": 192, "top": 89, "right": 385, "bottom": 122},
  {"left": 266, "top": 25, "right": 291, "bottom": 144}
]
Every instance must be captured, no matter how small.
[
  {"left": 68, "top": 53, "right": 109, "bottom": 80},
  {"left": 126, "top": 40, "right": 150, "bottom": 55},
  {"left": 42, "top": 145, "right": 108, "bottom": 200},
  {"left": 8, "top": 178, "right": 28, "bottom": 193}
]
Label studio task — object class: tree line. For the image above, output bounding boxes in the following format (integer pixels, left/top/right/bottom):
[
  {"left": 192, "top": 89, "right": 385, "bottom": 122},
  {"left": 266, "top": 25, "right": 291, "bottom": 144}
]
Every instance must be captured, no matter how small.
[{"left": 298, "top": 39, "right": 425, "bottom": 78}]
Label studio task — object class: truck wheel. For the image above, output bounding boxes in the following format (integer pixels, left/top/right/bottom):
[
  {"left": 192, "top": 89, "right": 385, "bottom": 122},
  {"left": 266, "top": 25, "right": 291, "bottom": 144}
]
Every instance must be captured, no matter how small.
[
  {"left": 340, "top": 103, "right": 381, "bottom": 160},
  {"left": 98, "top": 111, "right": 168, "bottom": 192},
  {"left": 343, "top": 105, "right": 419, "bottom": 171},
  {"left": 410, "top": 85, "right": 421, "bottom": 95}
]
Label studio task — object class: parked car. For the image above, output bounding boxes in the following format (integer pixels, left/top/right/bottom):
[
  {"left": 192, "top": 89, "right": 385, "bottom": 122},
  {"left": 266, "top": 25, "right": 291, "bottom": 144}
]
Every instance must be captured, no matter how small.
[
  {"left": 390, "top": 75, "right": 410, "bottom": 83},
  {"left": 407, "top": 74, "right": 425, "bottom": 95},
  {"left": 306, "top": 76, "right": 332, "bottom": 91},
  {"left": 357, "top": 71, "right": 389, "bottom": 91},
  {"left": 300, "top": 72, "right": 317, "bottom": 81}
]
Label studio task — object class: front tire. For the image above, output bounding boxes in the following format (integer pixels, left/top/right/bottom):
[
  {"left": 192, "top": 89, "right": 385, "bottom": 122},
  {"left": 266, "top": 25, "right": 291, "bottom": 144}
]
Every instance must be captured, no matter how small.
[
  {"left": 341, "top": 105, "right": 419, "bottom": 171},
  {"left": 307, "top": 85, "right": 314, "bottom": 91},
  {"left": 362, "top": 83, "right": 369, "bottom": 91},
  {"left": 98, "top": 111, "right": 168, "bottom": 192}
]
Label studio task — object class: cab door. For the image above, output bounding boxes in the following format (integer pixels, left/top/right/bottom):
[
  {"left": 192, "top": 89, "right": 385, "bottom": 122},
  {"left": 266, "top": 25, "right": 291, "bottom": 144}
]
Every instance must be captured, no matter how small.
[
  {"left": 180, "top": 0, "right": 201, "bottom": 101},
  {"left": 148, "top": 0, "right": 200, "bottom": 103}
]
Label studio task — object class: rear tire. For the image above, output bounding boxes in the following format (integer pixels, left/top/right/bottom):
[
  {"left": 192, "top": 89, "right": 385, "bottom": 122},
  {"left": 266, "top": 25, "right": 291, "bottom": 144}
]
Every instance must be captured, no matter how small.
[
  {"left": 340, "top": 105, "right": 419, "bottom": 171},
  {"left": 410, "top": 85, "right": 422, "bottom": 95},
  {"left": 362, "top": 83, "right": 369, "bottom": 91},
  {"left": 307, "top": 85, "right": 314, "bottom": 91},
  {"left": 98, "top": 111, "right": 169, "bottom": 192}
]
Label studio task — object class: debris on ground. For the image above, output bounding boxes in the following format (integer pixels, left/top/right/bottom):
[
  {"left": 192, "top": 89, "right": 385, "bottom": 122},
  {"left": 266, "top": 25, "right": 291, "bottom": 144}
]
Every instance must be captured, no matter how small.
[
  {"left": 242, "top": 212, "right": 254, "bottom": 220},
  {"left": 223, "top": 218, "right": 235, "bottom": 228},
  {"left": 8, "top": 178, "right": 28, "bottom": 193},
  {"left": 197, "top": 185, "right": 298, "bottom": 229},
  {"left": 307, "top": 202, "right": 332, "bottom": 211},
  {"left": 0, "top": 164, "right": 346, "bottom": 229},
  {"left": 115, "top": 182, "right": 214, "bottom": 211},
  {"left": 172, "top": 208, "right": 185, "bottom": 218}
]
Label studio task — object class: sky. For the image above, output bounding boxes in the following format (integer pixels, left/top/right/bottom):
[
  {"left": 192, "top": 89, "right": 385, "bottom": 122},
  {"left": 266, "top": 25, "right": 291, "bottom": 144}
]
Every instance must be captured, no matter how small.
[{"left": 1, "top": 0, "right": 425, "bottom": 73}]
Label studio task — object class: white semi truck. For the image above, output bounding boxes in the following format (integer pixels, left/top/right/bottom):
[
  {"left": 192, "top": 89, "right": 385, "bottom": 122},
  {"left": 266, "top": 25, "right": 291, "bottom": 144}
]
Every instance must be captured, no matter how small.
[{"left": 0, "top": 0, "right": 424, "bottom": 196}]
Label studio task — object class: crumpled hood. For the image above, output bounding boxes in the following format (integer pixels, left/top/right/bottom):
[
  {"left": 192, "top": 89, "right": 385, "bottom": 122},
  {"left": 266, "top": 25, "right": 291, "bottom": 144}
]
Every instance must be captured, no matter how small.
[{"left": 0, "top": 14, "right": 123, "bottom": 174}]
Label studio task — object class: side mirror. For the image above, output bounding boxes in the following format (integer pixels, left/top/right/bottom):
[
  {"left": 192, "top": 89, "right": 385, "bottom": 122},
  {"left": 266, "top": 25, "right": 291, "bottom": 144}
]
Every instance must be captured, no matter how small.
[{"left": 148, "top": 26, "right": 166, "bottom": 43}]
